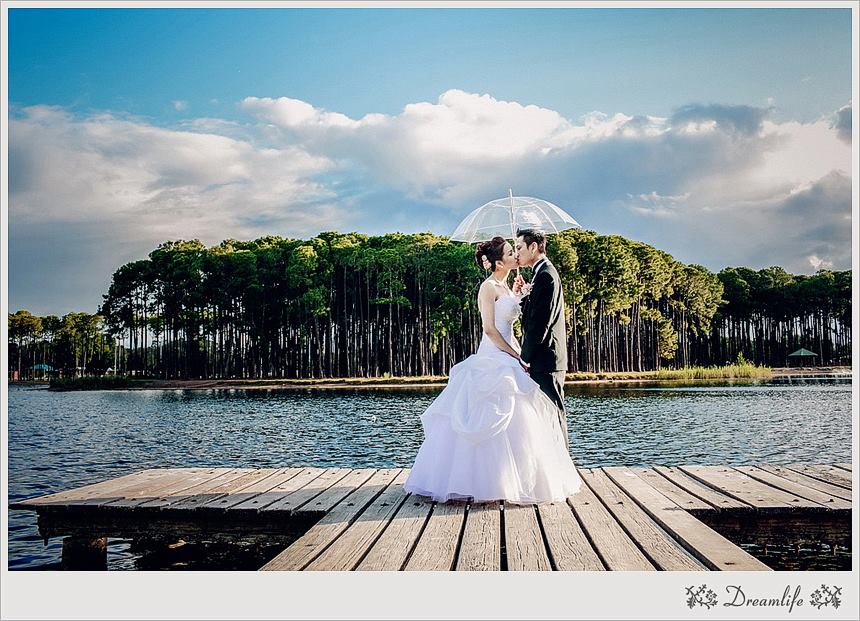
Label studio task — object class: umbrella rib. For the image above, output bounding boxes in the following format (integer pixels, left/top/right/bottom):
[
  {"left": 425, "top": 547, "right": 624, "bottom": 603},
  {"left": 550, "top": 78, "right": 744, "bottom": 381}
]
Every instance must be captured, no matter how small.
[
  {"left": 450, "top": 207, "right": 484, "bottom": 240},
  {"left": 527, "top": 201, "right": 561, "bottom": 234},
  {"left": 471, "top": 222, "right": 513, "bottom": 232},
  {"left": 460, "top": 208, "right": 483, "bottom": 232}
]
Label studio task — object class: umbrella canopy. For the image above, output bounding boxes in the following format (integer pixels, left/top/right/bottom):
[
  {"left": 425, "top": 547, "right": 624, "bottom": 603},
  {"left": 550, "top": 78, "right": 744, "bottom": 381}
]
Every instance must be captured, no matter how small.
[{"left": 449, "top": 191, "right": 581, "bottom": 243}]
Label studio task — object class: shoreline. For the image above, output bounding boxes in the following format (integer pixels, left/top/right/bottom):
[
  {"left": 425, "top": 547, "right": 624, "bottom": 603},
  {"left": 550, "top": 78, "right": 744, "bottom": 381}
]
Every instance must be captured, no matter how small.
[{"left": 13, "top": 366, "right": 851, "bottom": 391}]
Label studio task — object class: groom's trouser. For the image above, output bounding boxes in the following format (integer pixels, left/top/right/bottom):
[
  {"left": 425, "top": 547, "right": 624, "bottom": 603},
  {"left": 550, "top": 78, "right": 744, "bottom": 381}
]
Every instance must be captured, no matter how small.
[{"left": 530, "top": 370, "right": 569, "bottom": 450}]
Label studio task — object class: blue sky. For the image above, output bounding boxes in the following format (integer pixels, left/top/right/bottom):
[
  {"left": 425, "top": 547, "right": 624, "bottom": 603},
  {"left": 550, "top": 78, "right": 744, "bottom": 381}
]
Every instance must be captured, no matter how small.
[
  {"left": 10, "top": 8, "right": 851, "bottom": 122},
  {"left": 6, "top": 7, "right": 854, "bottom": 315}
]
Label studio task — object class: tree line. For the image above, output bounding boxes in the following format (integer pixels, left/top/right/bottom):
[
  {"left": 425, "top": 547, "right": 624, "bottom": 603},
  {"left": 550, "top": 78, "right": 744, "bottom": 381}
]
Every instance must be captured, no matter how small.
[
  {"left": 8, "top": 310, "right": 115, "bottom": 380},
  {"left": 8, "top": 230, "right": 851, "bottom": 380}
]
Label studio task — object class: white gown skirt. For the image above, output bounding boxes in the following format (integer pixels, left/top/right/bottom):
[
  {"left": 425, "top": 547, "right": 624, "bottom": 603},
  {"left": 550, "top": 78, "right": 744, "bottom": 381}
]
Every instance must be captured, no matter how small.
[{"left": 403, "top": 345, "right": 583, "bottom": 504}]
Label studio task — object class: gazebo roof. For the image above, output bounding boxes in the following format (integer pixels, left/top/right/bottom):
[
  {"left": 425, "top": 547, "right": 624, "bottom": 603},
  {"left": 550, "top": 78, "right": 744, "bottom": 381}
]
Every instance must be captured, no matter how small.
[{"left": 787, "top": 348, "right": 818, "bottom": 357}]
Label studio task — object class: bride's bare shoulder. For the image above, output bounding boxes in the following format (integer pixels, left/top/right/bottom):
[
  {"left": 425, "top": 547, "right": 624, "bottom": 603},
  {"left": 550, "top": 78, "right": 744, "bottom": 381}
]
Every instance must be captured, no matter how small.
[
  {"left": 479, "top": 277, "right": 501, "bottom": 291},
  {"left": 478, "top": 278, "right": 501, "bottom": 301}
]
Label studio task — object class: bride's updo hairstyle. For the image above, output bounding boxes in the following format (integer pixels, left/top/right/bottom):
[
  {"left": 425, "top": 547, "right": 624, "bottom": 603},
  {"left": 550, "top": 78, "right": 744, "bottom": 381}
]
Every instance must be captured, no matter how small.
[{"left": 475, "top": 236, "right": 507, "bottom": 271}]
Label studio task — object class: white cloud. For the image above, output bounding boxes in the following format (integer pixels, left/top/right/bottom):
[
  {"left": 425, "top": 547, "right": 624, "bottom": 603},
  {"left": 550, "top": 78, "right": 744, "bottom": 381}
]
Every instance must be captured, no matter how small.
[
  {"left": 240, "top": 92, "right": 849, "bottom": 223},
  {"left": 242, "top": 96, "right": 358, "bottom": 133},
  {"left": 754, "top": 118, "right": 850, "bottom": 186},
  {"left": 808, "top": 254, "right": 835, "bottom": 271},
  {"left": 8, "top": 105, "right": 346, "bottom": 312},
  {"left": 10, "top": 105, "right": 339, "bottom": 236},
  {"left": 831, "top": 102, "right": 851, "bottom": 144},
  {"left": 8, "top": 92, "right": 853, "bottom": 314},
  {"left": 242, "top": 90, "right": 588, "bottom": 203},
  {"left": 172, "top": 100, "right": 188, "bottom": 111},
  {"left": 626, "top": 191, "right": 692, "bottom": 217}
]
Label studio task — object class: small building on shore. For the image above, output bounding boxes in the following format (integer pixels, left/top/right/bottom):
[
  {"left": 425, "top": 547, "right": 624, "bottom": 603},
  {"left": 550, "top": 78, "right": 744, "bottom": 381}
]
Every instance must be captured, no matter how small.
[
  {"left": 30, "top": 364, "right": 56, "bottom": 380},
  {"left": 786, "top": 348, "right": 818, "bottom": 367}
]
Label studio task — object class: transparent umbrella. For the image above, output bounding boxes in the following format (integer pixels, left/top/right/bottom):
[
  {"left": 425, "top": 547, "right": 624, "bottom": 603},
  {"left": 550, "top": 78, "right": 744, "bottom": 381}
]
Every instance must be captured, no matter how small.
[{"left": 450, "top": 189, "right": 582, "bottom": 274}]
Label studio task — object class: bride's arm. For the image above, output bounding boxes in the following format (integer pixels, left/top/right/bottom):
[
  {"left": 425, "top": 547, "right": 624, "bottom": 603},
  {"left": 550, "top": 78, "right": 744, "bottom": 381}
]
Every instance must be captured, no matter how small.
[{"left": 478, "top": 282, "right": 522, "bottom": 360}]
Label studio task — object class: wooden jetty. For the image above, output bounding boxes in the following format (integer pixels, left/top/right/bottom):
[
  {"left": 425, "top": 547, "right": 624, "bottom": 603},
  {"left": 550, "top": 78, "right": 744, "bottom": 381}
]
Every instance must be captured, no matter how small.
[{"left": 10, "top": 462, "right": 852, "bottom": 571}]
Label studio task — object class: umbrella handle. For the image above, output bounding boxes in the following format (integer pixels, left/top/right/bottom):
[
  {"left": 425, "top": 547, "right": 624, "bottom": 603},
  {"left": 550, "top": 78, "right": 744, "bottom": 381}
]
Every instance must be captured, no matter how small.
[{"left": 509, "top": 188, "right": 519, "bottom": 279}]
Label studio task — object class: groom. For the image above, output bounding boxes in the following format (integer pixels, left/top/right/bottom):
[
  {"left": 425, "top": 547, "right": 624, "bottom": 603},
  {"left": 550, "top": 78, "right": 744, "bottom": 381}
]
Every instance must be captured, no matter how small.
[{"left": 514, "top": 228, "right": 570, "bottom": 450}]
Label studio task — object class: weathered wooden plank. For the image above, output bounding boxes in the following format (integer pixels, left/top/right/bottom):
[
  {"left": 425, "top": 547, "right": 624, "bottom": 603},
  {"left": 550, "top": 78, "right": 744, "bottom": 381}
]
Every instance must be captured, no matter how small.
[
  {"left": 831, "top": 463, "right": 852, "bottom": 472},
  {"left": 166, "top": 469, "right": 281, "bottom": 511},
  {"left": 567, "top": 475, "right": 654, "bottom": 570},
  {"left": 585, "top": 469, "right": 704, "bottom": 571},
  {"left": 653, "top": 466, "right": 751, "bottom": 510},
  {"left": 289, "top": 469, "right": 378, "bottom": 515},
  {"left": 260, "top": 468, "right": 355, "bottom": 514},
  {"left": 733, "top": 466, "right": 851, "bottom": 510},
  {"left": 680, "top": 466, "right": 825, "bottom": 510},
  {"left": 603, "top": 467, "right": 771, "bottom": 571},
  {"left": 503, "top": 503, "right": 551, "bottom": 571},
  {"left": 756, "top": 464, "right": 852, "bottom": 502},
  {"left": 200, "top": 468, "right": 303, "bottom": 510},
  {"left": 137, "top": 469, "right": 249, "bottom": 509},
  {"left": 103, "top": 468, "right": 234, "bottom": 508},
  {"left": 11, "top": 469, "right": 169, "bottom": 508},
  {"left": 785, "top": 463, "right": 852, "bottom": 490},
  {"left": 455, "top": 502, "right": 501, "bottom": 571},
  {"left": 536, "top": 501, "right": 604, "bottom": 571},
  {"left": 260, "top": 469, "right": 401, "bottom": 571},
  {"left": 404, "top": 501, "right": 468, "bottom": 571},
  {"left": 630, "top": 467, "right": 713, "bottom": 511},
  {"left": 356, "top": 494, "right": 434, "bottom": 571},
  {"left": 58, "top": 469, "right": 207, "bottom": 507},
  {"left": 229, "top": 467, "right": 327, "bottom": 512},
  {"left": 305, "top": 470, "right": 412, "bottom": 571}
]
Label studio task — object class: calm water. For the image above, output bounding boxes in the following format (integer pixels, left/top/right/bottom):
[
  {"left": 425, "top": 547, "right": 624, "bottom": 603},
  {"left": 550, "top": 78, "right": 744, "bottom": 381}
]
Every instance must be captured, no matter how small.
[{"left": 7, "top": 380, "right": 853, "bottom": 570}]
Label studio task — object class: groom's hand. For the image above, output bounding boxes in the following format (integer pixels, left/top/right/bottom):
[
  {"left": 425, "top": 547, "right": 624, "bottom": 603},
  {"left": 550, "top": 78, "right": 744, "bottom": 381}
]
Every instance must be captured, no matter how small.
[{"left": 513, "top": 274, "right": 525, "bottom": 294}]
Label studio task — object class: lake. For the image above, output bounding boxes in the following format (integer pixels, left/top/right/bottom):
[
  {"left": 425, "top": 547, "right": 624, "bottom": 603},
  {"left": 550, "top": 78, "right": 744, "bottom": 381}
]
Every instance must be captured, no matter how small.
[{"left": 6, "top": 380, "right": 853, "bottom": 570}]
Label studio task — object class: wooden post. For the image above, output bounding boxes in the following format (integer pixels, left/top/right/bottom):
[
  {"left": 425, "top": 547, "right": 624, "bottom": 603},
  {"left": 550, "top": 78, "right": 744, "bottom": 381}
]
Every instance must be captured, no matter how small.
[{"left": 61, "top": 536, "right": 107, "bottom": 570}]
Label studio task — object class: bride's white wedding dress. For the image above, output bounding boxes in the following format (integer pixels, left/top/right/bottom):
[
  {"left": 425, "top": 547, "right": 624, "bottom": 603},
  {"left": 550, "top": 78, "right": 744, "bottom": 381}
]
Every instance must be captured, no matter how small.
[{"left": 404, "top": 285, "right": 583, "bottom": 504}]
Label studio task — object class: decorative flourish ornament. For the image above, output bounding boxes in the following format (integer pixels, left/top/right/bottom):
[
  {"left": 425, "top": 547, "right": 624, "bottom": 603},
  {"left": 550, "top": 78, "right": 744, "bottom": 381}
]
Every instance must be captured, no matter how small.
[{"left": 686, "top": 585, "right": 718, "bottom": 609}]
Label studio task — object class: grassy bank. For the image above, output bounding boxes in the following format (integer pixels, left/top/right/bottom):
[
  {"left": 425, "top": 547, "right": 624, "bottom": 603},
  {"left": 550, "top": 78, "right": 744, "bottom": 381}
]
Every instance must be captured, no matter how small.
[
  {"left": 45, "top": 363, "right": 776, "bottom": 391},
  {"left": 565, "top": 363, "right": 772, "bottom": 382}
]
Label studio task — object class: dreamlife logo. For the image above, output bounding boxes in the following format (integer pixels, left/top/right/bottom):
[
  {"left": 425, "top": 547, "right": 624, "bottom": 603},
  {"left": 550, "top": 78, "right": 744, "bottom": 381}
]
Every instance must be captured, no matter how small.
[{"left": 685, "top": 584, "right": 842, "bottom": 612}]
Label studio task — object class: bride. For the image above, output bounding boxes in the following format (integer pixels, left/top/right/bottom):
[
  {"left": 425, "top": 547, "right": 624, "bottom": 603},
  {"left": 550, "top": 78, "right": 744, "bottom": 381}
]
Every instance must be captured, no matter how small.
[{"left": 403, "top": 236, "right": 583, "bottom": 504}]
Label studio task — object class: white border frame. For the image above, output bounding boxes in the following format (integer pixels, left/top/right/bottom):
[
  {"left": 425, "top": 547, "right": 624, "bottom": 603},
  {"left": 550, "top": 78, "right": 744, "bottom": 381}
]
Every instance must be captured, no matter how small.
[{"left": 1, "top": 1, "right": 857, "bottom": 619}]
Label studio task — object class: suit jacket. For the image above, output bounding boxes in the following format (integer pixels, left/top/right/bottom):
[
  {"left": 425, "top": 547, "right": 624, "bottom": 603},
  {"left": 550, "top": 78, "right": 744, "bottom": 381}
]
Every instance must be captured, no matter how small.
[{"left": 519, "top": 259, "right": 568, "bottom": 373}]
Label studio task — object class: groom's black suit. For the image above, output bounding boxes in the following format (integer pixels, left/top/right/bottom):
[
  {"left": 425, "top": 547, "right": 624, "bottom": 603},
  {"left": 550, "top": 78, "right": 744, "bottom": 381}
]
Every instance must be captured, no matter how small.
[{"left": 519, "top": 257, "right": 570, "bottom": 449}]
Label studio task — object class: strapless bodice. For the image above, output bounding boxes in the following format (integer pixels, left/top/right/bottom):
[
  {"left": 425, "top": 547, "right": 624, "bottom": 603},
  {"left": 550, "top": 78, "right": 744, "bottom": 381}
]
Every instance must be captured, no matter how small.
[{"left": 477, "top": 287, "right": 522, "bottom": 354}]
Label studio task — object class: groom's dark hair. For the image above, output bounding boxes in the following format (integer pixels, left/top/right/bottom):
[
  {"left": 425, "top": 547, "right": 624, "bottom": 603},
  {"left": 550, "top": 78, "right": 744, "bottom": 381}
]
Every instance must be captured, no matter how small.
[{"left": 516, "top": 228, "right": 546, "bottom": 254}]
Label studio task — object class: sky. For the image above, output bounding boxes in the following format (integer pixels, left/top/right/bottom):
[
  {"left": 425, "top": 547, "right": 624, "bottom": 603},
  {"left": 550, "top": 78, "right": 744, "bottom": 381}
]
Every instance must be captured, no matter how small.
[{"left": 6, "top": 6, "right": 854, "bottom": 316}]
